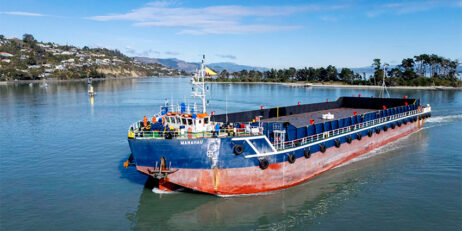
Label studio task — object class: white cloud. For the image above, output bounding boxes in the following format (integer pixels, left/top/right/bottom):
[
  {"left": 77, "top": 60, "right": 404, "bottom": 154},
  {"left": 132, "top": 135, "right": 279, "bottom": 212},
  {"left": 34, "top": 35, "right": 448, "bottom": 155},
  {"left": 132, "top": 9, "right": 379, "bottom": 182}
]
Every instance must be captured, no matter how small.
[
  {"left": 165, "top": 51, "right": 180, "bottom": 55},
  {"left": 88, "top": 1, "right": 337, "bottom": 34},
  {"left": 216, "top": 54, "right": 236, "bottom": 59},
  {"left": 320, "top": 16, "right": 338, "bottom": 22},
  {"left": 366, "top": 0, "right": 458, "bottom": 17},
  {"left": 1, "top": 11, "right": 45, "bottom": 16},
  {"left": 125, "top": 45, "right": 160, "bottom": 56}
]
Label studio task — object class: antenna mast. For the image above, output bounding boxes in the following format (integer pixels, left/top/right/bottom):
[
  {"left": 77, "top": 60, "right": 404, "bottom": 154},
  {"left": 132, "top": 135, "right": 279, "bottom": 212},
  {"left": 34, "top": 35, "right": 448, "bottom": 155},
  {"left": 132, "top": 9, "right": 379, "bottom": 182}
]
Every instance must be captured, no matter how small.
[
  {"left": 380, "top": 64, "right": 390, "bottom": 98},
  {"left": 192, "top": 55, "right": 207, "bottom": 113}
]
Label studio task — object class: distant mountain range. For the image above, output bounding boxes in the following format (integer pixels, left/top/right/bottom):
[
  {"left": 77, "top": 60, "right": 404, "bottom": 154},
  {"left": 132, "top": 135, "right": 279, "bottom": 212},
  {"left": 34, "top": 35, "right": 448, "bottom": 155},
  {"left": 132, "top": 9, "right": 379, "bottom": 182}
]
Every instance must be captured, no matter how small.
[{"left": 133, "top": 57, "right": 269, "bottom": 73}]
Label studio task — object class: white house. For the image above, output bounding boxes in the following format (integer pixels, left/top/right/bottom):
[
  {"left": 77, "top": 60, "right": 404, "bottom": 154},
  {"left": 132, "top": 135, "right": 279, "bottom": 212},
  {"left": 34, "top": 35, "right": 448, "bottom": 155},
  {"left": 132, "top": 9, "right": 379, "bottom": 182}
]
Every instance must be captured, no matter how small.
[{"left": 0, "top": 52, "right": 13, "bottom": 57}]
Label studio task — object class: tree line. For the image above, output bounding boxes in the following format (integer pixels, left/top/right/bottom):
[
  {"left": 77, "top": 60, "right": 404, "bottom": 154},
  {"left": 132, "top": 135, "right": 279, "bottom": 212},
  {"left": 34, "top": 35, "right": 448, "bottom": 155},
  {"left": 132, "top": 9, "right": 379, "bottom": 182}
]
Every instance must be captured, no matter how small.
[{"left": 210, "top": 54, "right": 460, "bottom": 87}]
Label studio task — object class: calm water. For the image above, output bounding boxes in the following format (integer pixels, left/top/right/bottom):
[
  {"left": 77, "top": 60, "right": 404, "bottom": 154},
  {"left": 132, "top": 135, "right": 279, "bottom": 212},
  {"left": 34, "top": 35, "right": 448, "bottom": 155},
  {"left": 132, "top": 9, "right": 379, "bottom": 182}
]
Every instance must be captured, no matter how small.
[{"left": 1, "top": 78, "right": 461, "bottom": 231}]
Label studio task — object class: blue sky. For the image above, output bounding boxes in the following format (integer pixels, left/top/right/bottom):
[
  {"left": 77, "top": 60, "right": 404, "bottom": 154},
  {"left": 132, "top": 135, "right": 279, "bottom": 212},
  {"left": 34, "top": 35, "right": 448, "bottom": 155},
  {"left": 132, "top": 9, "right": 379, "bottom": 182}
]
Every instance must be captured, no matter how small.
[{"left": 1, "top": 0, "right": 461, "bottom": 68}]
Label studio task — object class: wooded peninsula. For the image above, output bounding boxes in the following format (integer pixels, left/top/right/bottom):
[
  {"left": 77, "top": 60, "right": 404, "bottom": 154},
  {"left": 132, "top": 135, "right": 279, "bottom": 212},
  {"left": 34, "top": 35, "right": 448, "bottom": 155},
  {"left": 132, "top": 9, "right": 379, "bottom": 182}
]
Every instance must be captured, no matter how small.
[{"left": 209, "top": 55, "right": 461, "bottom": 87}]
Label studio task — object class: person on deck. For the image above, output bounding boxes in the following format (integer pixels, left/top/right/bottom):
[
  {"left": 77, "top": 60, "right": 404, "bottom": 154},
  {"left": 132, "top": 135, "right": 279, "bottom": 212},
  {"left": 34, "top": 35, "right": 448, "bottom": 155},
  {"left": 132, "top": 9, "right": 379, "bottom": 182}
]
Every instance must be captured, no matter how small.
[{"left": 143, "top": 116, "right": 148, "bottom": 127}]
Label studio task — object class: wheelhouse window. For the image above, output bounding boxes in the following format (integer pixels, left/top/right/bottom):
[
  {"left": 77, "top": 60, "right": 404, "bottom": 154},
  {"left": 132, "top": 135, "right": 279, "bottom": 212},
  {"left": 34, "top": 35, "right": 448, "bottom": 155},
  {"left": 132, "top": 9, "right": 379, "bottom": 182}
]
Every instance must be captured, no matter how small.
[
  {"left": 169, "top": 117, "right": 175, "bottom": 123},
  {"left": 204, "top": 117, "right": 209, "bottom": 124},
  {"left": 182, "top": 118, "right": 187, "bottom": 125},
  {"left": 176, "top": 117, "right": 181, "bottom": 124},
  {"left": 187, "top": 119, "right": 192, "bottom": 125}
]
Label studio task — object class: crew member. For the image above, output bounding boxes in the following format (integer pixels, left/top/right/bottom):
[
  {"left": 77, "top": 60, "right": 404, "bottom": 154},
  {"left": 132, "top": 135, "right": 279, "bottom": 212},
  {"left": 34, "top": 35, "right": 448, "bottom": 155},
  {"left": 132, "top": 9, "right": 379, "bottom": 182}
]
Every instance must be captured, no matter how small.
[{"left": 143, "top": 116, "right": 148, "bottom": 127}]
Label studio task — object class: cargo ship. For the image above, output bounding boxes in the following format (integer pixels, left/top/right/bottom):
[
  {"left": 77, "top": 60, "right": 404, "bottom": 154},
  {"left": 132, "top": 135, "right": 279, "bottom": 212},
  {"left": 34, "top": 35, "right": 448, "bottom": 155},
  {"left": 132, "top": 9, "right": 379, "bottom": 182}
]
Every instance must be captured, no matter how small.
[{"left": 125, "top": 56, "right": 432, "bottom": 196}]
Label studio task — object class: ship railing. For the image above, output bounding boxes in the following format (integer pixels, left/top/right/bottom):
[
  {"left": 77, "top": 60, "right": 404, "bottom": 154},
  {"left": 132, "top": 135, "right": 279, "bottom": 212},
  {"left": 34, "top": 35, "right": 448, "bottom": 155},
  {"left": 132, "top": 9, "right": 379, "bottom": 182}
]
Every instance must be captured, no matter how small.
[
  {"left": 278, "top": 108, "right": 424, "bottom": 150},
  {"left": 132, "top": 126, "right": 263, "bottom": 139}
]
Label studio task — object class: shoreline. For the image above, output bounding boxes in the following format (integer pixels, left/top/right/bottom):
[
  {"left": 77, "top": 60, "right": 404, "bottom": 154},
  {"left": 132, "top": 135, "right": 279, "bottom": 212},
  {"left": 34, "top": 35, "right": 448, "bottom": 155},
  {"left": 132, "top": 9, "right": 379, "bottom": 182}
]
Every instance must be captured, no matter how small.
[
  {"left": 1, "top": 77, "right": 459, "bottom": 90},
  {"left": 0, "top": 75, "right": 188, "bottom": 85},
  {"left": 207, "top": 81, "right": 461, "bottom": 90}
]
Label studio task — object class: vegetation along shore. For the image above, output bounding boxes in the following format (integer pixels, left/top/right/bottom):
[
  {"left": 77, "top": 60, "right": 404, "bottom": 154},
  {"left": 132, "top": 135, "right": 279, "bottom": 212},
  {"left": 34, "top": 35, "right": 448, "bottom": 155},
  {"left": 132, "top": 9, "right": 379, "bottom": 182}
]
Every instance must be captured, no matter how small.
[{"left": 208, "top": 56, "right": 460, "bottom": 88}]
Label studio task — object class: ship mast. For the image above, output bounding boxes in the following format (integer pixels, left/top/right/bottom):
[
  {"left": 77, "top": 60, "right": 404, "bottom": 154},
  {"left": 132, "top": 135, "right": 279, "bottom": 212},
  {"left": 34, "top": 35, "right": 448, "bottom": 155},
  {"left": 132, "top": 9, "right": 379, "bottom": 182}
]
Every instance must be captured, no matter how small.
[
  {"left": 192, "top": 55, "right": 207, "bottom": 113},
  {"left": 380, "top": 63, "right": 390, "bottom": 98}
]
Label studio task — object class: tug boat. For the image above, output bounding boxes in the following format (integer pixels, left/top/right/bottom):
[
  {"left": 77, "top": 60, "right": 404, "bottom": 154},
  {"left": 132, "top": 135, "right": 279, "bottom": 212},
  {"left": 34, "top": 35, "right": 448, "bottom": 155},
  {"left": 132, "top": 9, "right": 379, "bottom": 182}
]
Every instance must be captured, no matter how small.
[{"left": 125, "top": 56, "right": 432, "bottom": 196}]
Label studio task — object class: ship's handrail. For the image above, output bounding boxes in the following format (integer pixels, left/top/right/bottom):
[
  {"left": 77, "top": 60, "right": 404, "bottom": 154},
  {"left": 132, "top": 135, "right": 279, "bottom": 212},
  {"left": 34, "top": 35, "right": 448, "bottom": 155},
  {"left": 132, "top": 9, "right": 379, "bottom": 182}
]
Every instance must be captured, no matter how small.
[
  {"left": 132, "top": 126, "right": 264, "bottom": 140},
  {"left": 276, "top": 108, "right": 425, "bottom": 151}
]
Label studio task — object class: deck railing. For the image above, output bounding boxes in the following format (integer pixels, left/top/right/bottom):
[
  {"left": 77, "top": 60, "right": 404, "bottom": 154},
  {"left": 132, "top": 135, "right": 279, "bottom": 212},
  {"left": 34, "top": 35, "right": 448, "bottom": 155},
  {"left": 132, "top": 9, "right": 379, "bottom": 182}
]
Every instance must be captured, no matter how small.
[
  {"left": 275, "top": 108, "right": 425, "bottom": 150},
  {"left": 131, "top": 125, "right": 263, "bottom": 140}
]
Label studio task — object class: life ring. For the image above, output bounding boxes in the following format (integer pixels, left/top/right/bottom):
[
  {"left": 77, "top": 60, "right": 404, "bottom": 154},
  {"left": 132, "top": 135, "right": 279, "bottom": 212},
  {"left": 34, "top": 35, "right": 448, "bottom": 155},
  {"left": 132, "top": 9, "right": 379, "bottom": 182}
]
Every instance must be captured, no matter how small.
[
  {"left": 304, "top": 149, "right": 311, "bottom": 158},
  {"left": 319, "top": 144, "right": 326, "bottom": 153},
  {"left": 383, "top": 125, "right": 388, "bottom": 132},
  {"left": 357, "top": 133, "right": 362, "bottom": 140},
  {"left": 259, "top": 159, "right": 269, "bottom": 170},
  {"left": 334, "top": 140, "right": 341, "bottom": 148},
  {"left": 397, "top": 121, "right": 402, "bottom": 127},
  {"left": 233, "top": 144, "right": 244, "bottom": 155},
  {"left": 288, "top": 153, "right": 296, "bottom": 164},
  {"left": 375, "top": 127, "right": 381, "bottom": 134},
  {"left": 391, "top": 123, "right": 396, "bottom": 129},
  {"left": 368, "top": 130, "right": 373, "bottom": 137},
  {"left": 346, "top": 136, "right": 352, "bottom": 144}
]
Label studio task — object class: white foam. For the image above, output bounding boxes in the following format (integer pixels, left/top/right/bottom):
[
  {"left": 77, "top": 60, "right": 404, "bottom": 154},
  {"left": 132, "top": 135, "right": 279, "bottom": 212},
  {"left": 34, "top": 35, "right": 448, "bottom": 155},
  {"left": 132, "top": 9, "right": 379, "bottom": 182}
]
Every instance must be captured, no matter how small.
[
  {"left": 152, "top": 187, "right": 184, "bottom": 194},
  {"left": 426, "top": 114, "right": 462, "bottom": 123}
]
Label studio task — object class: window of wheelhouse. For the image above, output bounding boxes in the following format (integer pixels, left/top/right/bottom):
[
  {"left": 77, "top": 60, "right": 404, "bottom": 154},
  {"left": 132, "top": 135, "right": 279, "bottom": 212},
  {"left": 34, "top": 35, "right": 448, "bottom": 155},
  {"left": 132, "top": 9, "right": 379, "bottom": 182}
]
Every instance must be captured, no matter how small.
[
  {"left": 176, "top": 117, "right": 181, "bottom": 124},
  {"left": 182, "top": 118, "right": 187, "bottom": 125},
  {"left": 204, "top": 117, "right": 209, "bottom": 124},
  {"left": 169, "top": 117, "right": 175, "bottom": 124},
  {"left": 187, "top": 118, "right": 193, "bottom": 125}
]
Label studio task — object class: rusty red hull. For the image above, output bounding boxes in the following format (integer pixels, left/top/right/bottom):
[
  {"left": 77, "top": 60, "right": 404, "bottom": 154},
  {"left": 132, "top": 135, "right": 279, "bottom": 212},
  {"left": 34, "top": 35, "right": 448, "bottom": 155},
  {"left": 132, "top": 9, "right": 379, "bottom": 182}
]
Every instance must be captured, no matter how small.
[{"left": 136, "top": 118, "right": 426, "bottom": 196}]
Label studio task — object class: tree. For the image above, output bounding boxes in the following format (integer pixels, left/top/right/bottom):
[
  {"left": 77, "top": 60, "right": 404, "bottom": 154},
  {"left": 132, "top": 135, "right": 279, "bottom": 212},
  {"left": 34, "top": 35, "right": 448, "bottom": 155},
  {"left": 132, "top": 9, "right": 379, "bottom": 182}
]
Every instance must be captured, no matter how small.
[
  {"left": 220, "top": 69, "right": 229, "bottom": 80},
  {"left": 326, "top": 65, "right": 338, "bottom": 81},
  {"left": 372, "top": 58, "right": 382, "bottom": 85},
  {"left": 339, "top": 68, "right": 354, "bottom": 83},
  {"left": 22, "top": 34, "right": 36, "bottom": 44}
]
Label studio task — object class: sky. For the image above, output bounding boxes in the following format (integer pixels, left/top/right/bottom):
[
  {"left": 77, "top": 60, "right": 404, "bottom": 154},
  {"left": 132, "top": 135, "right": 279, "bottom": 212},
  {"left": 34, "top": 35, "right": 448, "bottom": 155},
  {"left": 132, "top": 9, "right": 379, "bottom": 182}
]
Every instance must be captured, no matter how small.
[{"left": 1, "top": 0, "right": 461, "bottom": 68}]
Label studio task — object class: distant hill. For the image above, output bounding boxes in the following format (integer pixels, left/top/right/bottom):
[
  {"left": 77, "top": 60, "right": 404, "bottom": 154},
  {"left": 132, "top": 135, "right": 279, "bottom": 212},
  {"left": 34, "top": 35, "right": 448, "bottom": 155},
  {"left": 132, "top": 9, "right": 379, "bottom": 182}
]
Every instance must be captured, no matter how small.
[
  {"left": 207, "top": 62, "right": 269, "bottom": 73},
  {"left": 0, "top": 34, "right": 182, "bottom": 80},
  {"left": 133, "top": 57, "right": 269, "bottom": 73},
  {"left": 134, "top": 57, "right": 198, "bottom": 72}
]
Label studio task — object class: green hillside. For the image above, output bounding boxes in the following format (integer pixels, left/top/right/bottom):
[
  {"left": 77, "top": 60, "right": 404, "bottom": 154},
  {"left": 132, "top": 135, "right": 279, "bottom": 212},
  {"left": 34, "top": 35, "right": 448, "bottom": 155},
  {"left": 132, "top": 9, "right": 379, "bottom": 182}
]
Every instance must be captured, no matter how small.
[{"left": 0, "top": 34, "right": 186, "bottom": 80}]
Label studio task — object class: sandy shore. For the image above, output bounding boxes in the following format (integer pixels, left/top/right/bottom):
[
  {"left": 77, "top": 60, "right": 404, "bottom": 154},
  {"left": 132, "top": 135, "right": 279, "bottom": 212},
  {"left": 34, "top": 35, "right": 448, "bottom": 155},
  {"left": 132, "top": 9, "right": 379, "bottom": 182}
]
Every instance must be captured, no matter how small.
[{"left": 207, "top": 81, "right": 461, "bottom": 90}]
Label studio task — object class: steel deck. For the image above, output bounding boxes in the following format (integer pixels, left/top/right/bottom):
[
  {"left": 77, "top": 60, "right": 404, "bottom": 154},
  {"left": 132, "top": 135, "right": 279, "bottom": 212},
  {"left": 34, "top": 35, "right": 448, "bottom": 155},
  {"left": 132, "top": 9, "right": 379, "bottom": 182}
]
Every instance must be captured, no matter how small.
[{"left": 261, "top": 107, "right": 373, "bottom": 127}]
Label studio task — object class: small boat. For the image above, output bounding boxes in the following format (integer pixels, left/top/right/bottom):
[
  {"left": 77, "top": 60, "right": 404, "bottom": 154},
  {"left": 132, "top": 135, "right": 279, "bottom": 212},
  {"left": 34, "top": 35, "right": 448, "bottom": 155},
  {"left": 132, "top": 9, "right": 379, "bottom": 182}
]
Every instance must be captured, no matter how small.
[{"left": 88, "top": 85, "right": 96, "bottom": 96}]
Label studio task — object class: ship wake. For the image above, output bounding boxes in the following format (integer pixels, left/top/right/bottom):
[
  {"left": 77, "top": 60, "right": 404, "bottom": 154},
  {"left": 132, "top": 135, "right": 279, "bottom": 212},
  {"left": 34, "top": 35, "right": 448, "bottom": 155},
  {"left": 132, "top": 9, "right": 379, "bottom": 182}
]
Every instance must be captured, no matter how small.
[{"left": 425, "top": 114, "right": 462, "bottom": 123}]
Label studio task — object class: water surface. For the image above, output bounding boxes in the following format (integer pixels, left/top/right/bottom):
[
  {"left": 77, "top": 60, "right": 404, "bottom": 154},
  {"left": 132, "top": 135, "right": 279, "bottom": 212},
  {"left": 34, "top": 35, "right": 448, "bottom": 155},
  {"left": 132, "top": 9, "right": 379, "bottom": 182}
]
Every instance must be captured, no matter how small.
[{"left": 1, "top": 78, "right": 461, "bottom": 230}]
